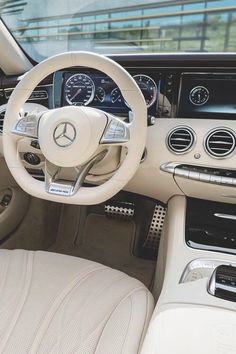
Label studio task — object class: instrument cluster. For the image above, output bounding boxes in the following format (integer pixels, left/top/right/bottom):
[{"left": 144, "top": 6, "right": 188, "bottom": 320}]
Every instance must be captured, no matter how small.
[{"left": 61, "top": 71, "right": 160, "bottom": 115}]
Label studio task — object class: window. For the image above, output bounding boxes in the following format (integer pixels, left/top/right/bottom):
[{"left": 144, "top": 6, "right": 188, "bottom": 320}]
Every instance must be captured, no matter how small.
[{"left": 1, "top": 0, "right": 236, "bottom": 61}]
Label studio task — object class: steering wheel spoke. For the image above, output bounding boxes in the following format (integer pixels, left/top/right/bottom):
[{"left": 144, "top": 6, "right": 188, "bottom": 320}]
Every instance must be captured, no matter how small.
[
  {"left": 45, "top": 150, "right": 107, "bottom": 197},
  {"left": 100, "top": 113, "right": 130, "bottom": 146},
  {"left": 11, "top": 111, "right": 43, "bottom": 139}
]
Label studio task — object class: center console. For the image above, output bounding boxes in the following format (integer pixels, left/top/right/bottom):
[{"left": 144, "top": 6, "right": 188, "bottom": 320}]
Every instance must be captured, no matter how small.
[
  {"left": 185, "top": 197, "right": 236, "bottom": 302},
  {"left": 186, "top": 198, "right": 236, "bottom": 255},
  {"left": 141, "top": 195, "right": 236, "bottom": 354},
  {"left": 208, "top": 265, "right": 236, "bottom": 302}
]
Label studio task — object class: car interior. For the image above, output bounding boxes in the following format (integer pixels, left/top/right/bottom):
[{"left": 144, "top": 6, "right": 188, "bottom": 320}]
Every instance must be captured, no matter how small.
[{"left": 0, "top": 1, "right": 236, "bottom": 353}]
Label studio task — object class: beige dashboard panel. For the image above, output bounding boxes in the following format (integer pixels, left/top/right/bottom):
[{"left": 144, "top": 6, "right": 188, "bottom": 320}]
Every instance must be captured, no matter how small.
[
  {"left": 125, "top": 123, "right": 183, "bottom": 203},
  {"left": 141, "top": 304, "right": 236, "bottom": 354},
  {"left": 134, "top": 118, "right": 236, "bottom": 204}
]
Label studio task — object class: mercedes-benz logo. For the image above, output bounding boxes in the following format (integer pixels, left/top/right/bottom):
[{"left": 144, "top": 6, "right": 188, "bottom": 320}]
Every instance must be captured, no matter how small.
[{"left": 53, "top": 122, "right": 76, "bottom": 147}]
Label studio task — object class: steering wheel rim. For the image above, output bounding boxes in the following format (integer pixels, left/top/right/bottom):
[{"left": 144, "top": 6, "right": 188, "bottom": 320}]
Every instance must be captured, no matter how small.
[{"left": 3, "top": 51, "right": 147, "bottom": 205}]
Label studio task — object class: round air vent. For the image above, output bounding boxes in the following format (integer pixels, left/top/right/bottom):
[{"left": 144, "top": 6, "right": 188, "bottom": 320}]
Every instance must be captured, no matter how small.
[
  {"left": 167, "top": 126, "right": 195, "bottom": 154},
  {"left": 0, "top": 109, "right": 6, "bottom": 134},
  {"left": 205, "top": 128, "right": 236, "bottom": 158}
]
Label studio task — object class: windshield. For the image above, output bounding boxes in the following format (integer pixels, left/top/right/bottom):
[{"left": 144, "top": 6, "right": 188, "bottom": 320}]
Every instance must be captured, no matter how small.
[{"left": 1, "top": 0, "right": 236, "bottom": 62}]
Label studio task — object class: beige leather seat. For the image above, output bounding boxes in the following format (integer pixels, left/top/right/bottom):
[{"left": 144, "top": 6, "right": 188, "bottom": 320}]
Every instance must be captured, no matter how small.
[{"left": 0, "top": 249, "right": 154, "bottom": 354}]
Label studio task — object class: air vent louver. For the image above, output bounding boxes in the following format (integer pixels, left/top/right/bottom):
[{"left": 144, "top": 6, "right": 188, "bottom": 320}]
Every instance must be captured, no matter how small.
[
  {"left": 167, "top": 127, "right": 195, "bottom": 154},
  {"left": 0, "top": 109, "right": 6, "bottom": 134},
  {"left": 205, "top": 128, "right": 236, "bottom": 158},
  {"left": 4, "top": 89, "right": 48, "bottom": 101}
]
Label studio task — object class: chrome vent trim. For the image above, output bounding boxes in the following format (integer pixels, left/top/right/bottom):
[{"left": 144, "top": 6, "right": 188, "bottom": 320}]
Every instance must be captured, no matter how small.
[
  {"left": 167, "top": 126, "right": 195, "bottom": 154},
  {"left": 205, "top": 128, "right": 236, "bottom": 158},
  {"left": 0, "top": 109, "right": 6, "bottom": 134},
  {"left": 4, "top": 88, "right": 48, "bottom": 101}
]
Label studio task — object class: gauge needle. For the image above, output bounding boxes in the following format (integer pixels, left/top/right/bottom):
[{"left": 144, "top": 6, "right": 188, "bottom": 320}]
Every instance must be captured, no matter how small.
[
  {"left": 70, "top": 88, "right": 82, "bottom": 101},
  {"left": 114, "top": 94, "right": 121, "bottom": 103}
]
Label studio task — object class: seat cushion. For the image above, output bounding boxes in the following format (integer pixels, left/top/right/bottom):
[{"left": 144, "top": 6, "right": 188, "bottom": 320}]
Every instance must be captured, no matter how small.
[{"left": 0, "top": 250, "right": 154, "bottom": 354}]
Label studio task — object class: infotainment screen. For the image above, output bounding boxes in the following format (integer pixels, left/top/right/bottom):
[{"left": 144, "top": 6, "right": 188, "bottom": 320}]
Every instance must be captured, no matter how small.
[{"left": 178, "top": 73, "right": 236, "bottom": 119}]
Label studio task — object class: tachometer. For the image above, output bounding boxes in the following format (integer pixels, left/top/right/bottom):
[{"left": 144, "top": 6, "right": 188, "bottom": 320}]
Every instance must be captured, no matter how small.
[
  {"left": 133, "top": 74, "right": 158, "bottom": 108},
  {"left": 64, "top": 73, "right": 95, "bottom": 106}
]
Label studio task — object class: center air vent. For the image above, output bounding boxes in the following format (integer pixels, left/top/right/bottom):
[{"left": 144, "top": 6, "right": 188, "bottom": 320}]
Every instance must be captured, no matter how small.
[
  {"left": 167, "top": 126, "right": 195, "bottom": 154},
  {"left": 0, "top": 109, "right": 6, "bottom": 134},
  {"left": 205, "top": 128, "right": 236, "bottom": 158}
]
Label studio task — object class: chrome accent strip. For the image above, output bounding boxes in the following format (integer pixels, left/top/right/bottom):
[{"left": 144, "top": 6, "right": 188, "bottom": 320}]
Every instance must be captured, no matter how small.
[
  {"left": 214, "top": 213, "right": 236, "bottom": 221},
  {"left": 208, "top": 268, "right": 217, "bottom": 296},
  {"left": 160, "top": 162, "right": 236, "bottom": 186},
  {"left": 160, "top": 162, "right": 180, "bottom": 174}
]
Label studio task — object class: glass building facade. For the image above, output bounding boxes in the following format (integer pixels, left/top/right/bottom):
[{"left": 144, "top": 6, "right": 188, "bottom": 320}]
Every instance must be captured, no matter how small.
[{"left": 1, "top": 0, "right": 236, "bottom": 60}]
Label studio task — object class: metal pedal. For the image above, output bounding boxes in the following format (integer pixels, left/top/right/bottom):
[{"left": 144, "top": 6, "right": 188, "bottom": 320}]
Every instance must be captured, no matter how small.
[
  {"left": 104, "top": 201, "right": 135, "bottom": 221},
  {"left": 143, "top": 204, "right": 166, "bottom": 251}
]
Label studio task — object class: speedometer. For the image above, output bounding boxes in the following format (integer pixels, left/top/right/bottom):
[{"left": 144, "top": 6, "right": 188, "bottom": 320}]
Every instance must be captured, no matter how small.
[
  {"left": 64, "top": 73, "right": 95, "bottom": 106},
  {"left": 133, "top": 75, "right": 158, "bottom": 108}
]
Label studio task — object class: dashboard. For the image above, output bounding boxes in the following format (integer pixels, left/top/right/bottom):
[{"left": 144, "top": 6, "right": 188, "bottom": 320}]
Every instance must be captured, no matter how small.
[
  {"left": 1, "top": 53, "right": 236, "bottom": 205},
  {"left": 2, "top": 55, "right": 236, "bottom": 123}
]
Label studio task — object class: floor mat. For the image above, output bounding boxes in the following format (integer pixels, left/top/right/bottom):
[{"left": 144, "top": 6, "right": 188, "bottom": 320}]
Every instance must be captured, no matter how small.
[
  {"left": 0, "top": 197, "right": 61, "bottom": 251},
  {"left": 48, "top": 207, "right": 156, "bottom": 288}
]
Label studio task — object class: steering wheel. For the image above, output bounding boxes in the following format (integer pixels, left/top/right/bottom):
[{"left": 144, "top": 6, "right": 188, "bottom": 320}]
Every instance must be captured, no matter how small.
[{"left": 3, "top": 52, "right": 147, "bottom": 205}]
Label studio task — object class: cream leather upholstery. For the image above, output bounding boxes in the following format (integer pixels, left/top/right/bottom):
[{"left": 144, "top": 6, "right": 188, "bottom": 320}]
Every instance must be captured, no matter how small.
[{"left": 0, "top": 250, "right": 154, "bottom": 354}]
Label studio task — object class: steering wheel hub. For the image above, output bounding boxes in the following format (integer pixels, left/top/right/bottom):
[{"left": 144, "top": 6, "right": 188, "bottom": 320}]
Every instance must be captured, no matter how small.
[{"left": 38, "top": 105, "right": 107, "bottom": 167}]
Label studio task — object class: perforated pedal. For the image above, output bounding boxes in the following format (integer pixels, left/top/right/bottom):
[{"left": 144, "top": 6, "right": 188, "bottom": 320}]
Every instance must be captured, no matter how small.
[
  {"left": 143, "top": 204, "right": 166, "bottom": 251},
  {"left": 104, "top": 201, "right": 135, "bottom": 220}
]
